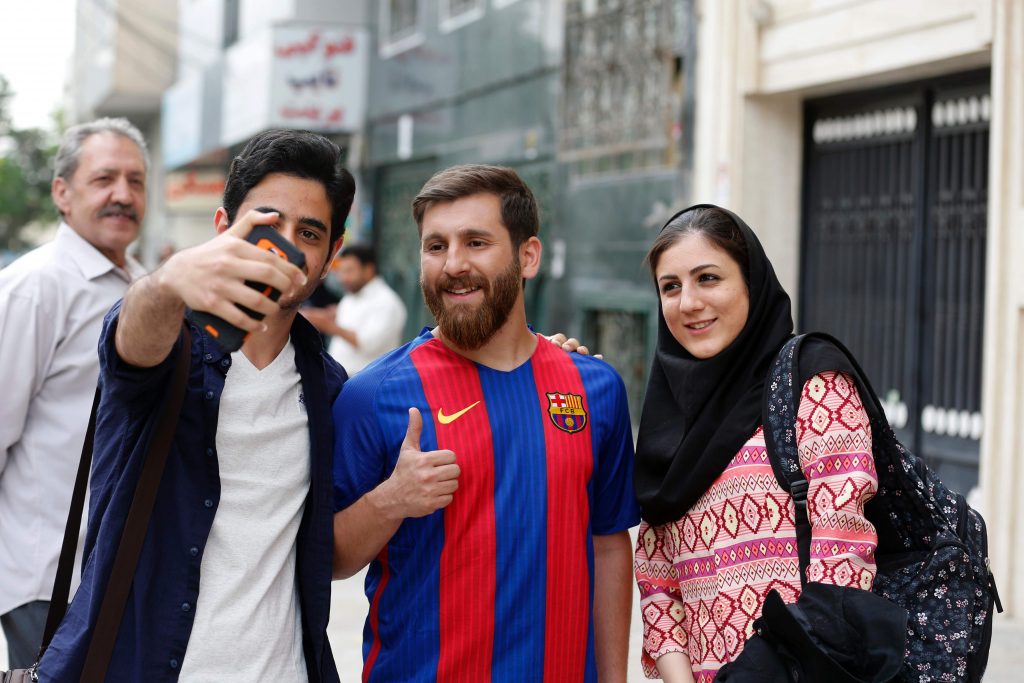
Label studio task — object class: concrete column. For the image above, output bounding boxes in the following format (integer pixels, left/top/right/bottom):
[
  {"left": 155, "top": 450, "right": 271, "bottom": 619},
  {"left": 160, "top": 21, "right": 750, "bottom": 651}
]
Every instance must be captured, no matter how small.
[
  {"left": 980, "top": 0, "right": 1024, "bottom": 618},
  {"left": 692, "top": 0, "right": 742, "bottom": 206},
  {"left": 692, "top": 0, "right": 803, "bottom": 302}
]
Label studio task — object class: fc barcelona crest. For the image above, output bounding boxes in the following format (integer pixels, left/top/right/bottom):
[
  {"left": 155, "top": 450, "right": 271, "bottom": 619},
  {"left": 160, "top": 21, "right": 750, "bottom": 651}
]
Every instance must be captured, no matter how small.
[{"left": 546, "top": 392, "right": 588, "bottom": 434}]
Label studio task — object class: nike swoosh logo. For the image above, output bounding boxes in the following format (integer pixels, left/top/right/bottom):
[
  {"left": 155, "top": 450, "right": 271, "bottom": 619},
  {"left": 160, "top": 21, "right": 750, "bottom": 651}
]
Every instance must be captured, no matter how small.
[{"left": 437, "top": 401, "right": 481, "bottom": 425}]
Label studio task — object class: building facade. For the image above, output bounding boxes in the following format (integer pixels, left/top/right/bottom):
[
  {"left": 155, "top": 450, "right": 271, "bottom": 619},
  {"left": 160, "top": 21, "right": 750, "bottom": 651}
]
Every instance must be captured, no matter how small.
[
  {"left": 364, "top": 0, "right": 692, "bottom": 422},
  {"left": 691, "top": 0, "right": 1024, "bottom": 617},
  {"left": 160, "top": 0, "right": 371, "bottom": 250},
  {"left": 69, "top": 0, "right": 178, "bottom": 264},
  {"left": 67, "top": 0, "right": 1024, "bottom": 620}
]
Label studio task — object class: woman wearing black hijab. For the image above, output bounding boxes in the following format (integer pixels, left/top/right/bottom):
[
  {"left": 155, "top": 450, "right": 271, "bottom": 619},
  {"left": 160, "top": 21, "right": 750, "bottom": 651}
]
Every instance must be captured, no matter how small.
[{"left": 632, "top": 205, "right": 881, "bottom": 682}]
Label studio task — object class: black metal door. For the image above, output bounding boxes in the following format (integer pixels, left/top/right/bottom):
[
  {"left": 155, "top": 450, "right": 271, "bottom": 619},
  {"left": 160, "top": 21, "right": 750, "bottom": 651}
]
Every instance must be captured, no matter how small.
[{"left": 801, "top": 71, "right": 989, "bottom": 495}]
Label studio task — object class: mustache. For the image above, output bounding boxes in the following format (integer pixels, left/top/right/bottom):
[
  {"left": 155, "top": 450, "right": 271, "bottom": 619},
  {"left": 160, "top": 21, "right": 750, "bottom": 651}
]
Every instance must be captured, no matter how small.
[
  {"left": 98, "top": 203, "right": 139, "bottom": 222},
  {"left": 433, "top": 273, "right": 489, "bottom": 294}
]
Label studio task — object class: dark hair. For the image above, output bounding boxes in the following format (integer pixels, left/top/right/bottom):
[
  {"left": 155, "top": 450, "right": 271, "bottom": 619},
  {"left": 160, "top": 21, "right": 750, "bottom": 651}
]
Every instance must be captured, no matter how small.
[
  {"left": 223, "top": 129, "right": 355, "bottom": 246},
  {"left": 339, "top": 243, "right": 376, "bottom": 267},
  {"left": 412, "top": 164, "right": 539, "bottom": 247},
  {"left": 645, "top": 207, "right": 750, "bottom": 283}
]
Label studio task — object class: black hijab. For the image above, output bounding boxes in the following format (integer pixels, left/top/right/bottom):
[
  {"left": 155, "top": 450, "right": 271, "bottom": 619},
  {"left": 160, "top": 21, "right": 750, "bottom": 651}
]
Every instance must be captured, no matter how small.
[{"left": 634, "top": 204, "right": 795, "bottom": 525}]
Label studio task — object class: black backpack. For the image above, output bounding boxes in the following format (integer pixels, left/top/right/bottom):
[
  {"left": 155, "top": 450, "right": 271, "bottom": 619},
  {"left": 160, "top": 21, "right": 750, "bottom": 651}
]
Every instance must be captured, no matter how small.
[{"left": 761, "top": 333, "right": 1002, "bottom": 682}]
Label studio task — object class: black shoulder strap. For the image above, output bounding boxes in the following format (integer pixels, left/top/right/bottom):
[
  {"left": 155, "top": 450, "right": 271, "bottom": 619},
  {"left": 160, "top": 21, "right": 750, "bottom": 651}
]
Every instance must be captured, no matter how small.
[
  {"left": 761, "top": 332, "right": 885, "bottom": 587},
  {"left": 38, "top": 390, "right": 100, "bottom": 657},
  {"left": 35, "top": 325, "right": 192, "bottom": 679},
  {"left": 762, "top": 335, "right": 812, "bottom": 586}
]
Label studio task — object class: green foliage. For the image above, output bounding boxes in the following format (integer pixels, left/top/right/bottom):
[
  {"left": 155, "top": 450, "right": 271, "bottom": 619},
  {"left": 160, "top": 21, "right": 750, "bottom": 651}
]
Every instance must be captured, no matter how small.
[{"left": 0, "top": 74, "right": 60, "bottom": 251}]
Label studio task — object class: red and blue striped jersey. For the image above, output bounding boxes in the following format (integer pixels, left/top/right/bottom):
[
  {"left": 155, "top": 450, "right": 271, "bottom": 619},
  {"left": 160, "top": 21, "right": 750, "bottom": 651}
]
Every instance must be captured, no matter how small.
[{"left": 332, "top": 329, "right": 640, "bottom": 682}]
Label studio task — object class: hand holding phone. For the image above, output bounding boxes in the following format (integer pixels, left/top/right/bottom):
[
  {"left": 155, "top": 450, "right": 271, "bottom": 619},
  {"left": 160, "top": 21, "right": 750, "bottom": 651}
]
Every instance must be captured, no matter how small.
[{"left": 189, "top": 225, "right": 306, "bottom": 351}]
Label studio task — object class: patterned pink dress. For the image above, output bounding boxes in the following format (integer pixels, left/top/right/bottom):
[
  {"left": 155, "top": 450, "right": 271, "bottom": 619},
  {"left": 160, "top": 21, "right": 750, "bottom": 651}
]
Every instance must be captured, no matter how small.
[{"left": 634, "top": 371, "right": 878, "bottom": 681}]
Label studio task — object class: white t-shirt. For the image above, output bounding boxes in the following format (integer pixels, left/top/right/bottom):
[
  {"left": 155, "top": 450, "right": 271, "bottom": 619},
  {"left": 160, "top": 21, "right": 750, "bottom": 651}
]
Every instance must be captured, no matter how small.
[
  {"left": 327, "top": 276, "right": 407, "bottom": 373},
  {"left": 179, "top": 341, "right": 310, "bottom": 681}
]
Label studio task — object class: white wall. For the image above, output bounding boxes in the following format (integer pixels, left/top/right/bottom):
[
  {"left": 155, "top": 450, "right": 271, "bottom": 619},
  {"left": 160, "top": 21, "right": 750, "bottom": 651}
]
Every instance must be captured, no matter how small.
[
  {"left": 979, "top": 0, "right": 1024, "bottom": 617},
  {"left": 755, "top": 0, "right": 991, "bottom": 94}
]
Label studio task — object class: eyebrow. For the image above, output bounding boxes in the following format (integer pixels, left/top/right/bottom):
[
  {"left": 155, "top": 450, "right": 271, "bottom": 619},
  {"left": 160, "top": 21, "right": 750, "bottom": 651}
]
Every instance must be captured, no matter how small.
[
  {"left": 657, "top": 263, "right": 721, "bottom": 281},
  {"left": 91, "top": 168, "right": 144, "bottom": 177},
  {"left": 421, "top": 227, "right": 493, "bottom": 242},
  {"left": 254, "top": 206, "right": 328, "bottom": 234}
]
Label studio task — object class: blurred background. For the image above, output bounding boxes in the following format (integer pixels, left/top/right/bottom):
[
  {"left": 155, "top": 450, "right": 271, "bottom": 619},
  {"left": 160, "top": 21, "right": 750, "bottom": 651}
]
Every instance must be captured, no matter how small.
[{"left": 3, "top": 0, "right": 1024, "bottom": 679}]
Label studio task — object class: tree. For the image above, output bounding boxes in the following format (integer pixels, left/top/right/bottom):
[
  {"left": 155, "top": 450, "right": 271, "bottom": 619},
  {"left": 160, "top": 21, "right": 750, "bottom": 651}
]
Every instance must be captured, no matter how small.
[{"left": 0, "top": 74, "right": 59, "bottom": 251}]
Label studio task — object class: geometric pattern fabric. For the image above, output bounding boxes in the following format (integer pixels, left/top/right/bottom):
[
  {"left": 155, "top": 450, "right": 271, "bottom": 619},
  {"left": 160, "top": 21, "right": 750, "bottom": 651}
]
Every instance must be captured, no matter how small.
[{"left": 635, "top": 372, "right": 878, "bottom": 680}]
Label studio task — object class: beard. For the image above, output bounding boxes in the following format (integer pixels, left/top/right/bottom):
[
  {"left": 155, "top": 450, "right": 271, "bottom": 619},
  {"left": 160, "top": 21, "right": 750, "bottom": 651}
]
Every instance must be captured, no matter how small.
[{"left": 422, "top": 258, "right": 522, "bottom": 351}]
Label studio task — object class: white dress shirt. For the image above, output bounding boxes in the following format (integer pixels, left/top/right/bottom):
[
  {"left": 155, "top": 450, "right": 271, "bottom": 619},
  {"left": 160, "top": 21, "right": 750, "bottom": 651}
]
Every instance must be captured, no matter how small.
[
  {"left": 0, "top": 223, "right": 145, "bottom": 615},
  {"left": 327, "top": 276, "right": 407, "bottom": 373}
]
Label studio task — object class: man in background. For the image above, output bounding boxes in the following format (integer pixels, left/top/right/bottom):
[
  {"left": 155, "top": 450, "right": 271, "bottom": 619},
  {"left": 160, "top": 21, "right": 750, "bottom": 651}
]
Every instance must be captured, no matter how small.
[
  {"left": 0, "top": 118, "right": 148, "bottom": 668},
  {"left": 303, "top": 243, "right": 406, "bottom": 373}
]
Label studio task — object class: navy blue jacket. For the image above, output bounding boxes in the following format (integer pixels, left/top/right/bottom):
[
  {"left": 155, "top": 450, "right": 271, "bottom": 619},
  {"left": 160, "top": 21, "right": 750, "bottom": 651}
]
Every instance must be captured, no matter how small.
[{"left": 39, "top": 302, "right": 346, "bottom": 682}]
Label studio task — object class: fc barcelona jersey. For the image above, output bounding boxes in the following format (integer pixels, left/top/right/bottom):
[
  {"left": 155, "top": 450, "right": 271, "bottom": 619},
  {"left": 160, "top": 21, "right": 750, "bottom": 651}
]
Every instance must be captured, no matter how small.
[{"left": 332, "top": 329, "right": 640, "bottom": 682}]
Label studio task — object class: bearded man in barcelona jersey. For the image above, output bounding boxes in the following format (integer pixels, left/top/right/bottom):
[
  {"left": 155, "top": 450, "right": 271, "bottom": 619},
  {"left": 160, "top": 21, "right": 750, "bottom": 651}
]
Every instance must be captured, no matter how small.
[{"left": 331, "top": 165, "right": 640, "bottom": 682}]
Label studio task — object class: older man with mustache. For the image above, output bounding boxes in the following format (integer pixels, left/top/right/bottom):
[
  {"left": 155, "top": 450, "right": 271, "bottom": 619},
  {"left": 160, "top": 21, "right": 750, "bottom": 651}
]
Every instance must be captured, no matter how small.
[{"left": 0, "top": 118, "right": 148, "bottom": 669}]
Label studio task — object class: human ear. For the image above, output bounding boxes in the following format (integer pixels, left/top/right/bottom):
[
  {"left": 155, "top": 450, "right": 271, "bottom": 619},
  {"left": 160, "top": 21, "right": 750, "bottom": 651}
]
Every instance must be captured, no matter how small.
[
  {"left": 214, "top": 207, "right": 231, "bottom": 235},
  {"left": 51, "top": 177, "right": 71, "bottom": 215},
  {"left": 519, "top": 236, "right": 543, "bottom": 279}
]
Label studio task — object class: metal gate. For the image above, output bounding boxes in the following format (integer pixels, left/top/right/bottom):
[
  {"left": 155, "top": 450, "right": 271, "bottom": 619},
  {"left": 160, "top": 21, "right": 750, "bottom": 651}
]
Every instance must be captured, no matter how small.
[{"left": 801, "top": 71, "right": 989, "bottom": 495}]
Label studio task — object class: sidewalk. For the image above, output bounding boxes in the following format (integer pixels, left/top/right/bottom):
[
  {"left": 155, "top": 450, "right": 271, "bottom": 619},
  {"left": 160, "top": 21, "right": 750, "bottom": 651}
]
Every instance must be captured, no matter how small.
[
  {"left": 327, "top": 573, "right": 1023, "bottom": 682},
  {"left": 984, "top": 616, "right": 1024, "bottom": 682}
]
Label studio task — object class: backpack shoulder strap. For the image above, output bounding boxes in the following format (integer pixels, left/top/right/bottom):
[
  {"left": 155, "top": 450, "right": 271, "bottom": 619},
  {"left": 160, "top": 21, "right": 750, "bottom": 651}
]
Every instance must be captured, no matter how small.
[{"left": 762, "top": 334, "right": 812, "bottom": 586}]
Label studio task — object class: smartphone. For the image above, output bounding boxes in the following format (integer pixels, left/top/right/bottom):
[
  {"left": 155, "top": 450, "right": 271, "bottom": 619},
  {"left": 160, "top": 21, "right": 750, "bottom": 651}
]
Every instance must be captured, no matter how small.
[{"left": 189, "top": 225, "right": 306, "bottom": 352}]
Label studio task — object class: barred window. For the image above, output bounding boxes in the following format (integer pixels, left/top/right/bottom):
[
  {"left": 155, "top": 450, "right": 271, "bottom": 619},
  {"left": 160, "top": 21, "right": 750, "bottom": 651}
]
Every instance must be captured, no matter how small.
[
  {"left": 561, "top": 0, "right": 688, "bottom": 178},
  {"left": 584, "top": 309, "right": 649, "bottom": 426}
]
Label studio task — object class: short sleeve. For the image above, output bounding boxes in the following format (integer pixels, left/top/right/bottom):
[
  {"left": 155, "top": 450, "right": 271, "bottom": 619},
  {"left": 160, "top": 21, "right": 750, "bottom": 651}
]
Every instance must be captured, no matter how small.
[
  {"left": 587, "top": 365, "right": 641, "bottom": 535},
  {"left": 635, "top": 521, "right": 688, "bottom": 677},
  {"left": 332, "top": 371, "right": 389, "bottom": 512},
  {"left": 796, "top": 371, "right": 879, "bottom": 589}
]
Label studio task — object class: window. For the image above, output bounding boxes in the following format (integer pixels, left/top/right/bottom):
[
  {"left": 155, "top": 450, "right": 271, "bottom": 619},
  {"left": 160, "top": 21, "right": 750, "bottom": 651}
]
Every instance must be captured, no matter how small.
[
  {"left": 380, "top": 0, "right": 424, "bottom": 57},
  {"left": 440, "top": 0, "right": 485, "bottom": 33},
  {"left": 561, "top": 0, "right": 688, "bottom": 179},
  {"left": 222, "top": 0, "right": 240, "bottom": 48},
  {"left": 583, "top": 309, "right": 649, "bottom": 426}
]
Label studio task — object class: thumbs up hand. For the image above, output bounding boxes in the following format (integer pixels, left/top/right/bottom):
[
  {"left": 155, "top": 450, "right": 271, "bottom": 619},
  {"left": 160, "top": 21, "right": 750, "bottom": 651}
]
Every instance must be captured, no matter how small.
[{"left": 380, "top": 408, "right": 461, "bottom": 519}]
